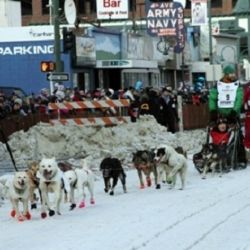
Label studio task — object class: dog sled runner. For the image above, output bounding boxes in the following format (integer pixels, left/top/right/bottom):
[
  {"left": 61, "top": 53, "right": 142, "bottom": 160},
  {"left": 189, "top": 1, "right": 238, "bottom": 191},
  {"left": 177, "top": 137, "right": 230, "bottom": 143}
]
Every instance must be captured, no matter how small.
[{"left": 193, "top": 119, "right": 246, "bottom": 175}]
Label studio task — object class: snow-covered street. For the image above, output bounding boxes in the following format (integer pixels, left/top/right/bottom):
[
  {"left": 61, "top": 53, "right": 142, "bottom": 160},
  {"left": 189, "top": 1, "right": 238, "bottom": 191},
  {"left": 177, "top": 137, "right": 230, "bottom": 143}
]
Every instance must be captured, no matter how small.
[{"left": 1, "top": 157, "right": 250, "bottom": 250}]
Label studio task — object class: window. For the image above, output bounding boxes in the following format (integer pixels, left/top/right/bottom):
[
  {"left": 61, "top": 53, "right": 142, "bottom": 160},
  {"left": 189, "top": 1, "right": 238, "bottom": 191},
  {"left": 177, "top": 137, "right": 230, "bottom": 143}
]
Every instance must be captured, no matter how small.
[
  {"left": 129, "top": 0, "right": 135, "bottom": 12},
  {"left": 211, "top": 0, "right": 222, "bottom": 8},
  {"left": 232, "top": 0, "right": 238, "bottom": 8},
  {"left": 78, "top": 0, "right": 96, "bottom": 14},
  {"left": 20, "top": 0, "right": 32, "bottom": 15},
  {"left": 186, "top": 0, "right": 222, "bottom": 9}
]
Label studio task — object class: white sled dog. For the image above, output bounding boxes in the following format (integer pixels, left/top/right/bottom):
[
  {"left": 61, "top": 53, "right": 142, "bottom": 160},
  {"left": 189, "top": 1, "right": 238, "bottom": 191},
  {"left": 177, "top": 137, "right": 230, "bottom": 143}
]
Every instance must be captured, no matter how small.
[
  {"left": 64, "top": 158, "right": 95, "bottom": 210},
  {"left": 154, "top": 145, "right": 188, "bottom": 190},
  {"left": 8, "top": 171, "right": 31, "bottom": 221},
  {"left": 37, "top": 157, "right": 63, "bottom": 218}
]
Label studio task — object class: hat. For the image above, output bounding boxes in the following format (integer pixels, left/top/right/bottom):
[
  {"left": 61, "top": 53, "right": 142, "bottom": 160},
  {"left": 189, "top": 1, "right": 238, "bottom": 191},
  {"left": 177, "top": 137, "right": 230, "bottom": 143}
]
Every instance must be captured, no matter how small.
[
  {"left": 14, "top": 98, "right": 22, "bottom": 105},
  {"left": 223, "top": 64, "right": 236, "bottom": 75},
  {"left": 166, "top": 86, "right": 173, "bottom": 92},
  {"left": 108, "top": 88, "right": 114, "bottom": 95}
]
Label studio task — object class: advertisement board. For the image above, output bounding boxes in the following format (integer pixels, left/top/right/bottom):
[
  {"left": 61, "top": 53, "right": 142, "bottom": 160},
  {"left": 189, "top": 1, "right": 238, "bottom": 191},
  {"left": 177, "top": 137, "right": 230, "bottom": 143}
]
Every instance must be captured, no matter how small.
[
  {"left": 145, "top": 1, "right": 185, "bottom": 53},
  {"left": 75, "top": 36, "right": 96, "bottom": 66},
  {"left": 96, "top": 0, "right": 128, "bottom": 20}
]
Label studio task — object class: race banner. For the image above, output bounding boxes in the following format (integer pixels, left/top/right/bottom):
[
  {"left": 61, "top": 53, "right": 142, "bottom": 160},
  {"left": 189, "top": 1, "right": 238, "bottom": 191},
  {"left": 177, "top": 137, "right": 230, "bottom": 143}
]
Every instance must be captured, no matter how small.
[
  {"left": 191, "top": 0, "right": 208, "bottom": 26},
  {"left": 145, "top": 1, "right": 185, "bottom": 53}
]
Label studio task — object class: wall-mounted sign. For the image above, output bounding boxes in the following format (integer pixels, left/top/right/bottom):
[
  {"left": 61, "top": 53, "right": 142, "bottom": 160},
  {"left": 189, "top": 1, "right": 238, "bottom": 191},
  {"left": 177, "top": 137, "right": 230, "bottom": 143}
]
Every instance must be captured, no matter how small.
[
  {"left": 96, "top": 0, "right": 128, "bottom": 20},
  {"left": 191, "top": 0, "right": 208, "bottom": 26},
  {"left": 145, "top": 1, "right": 185, "bottom": 53},
  {"left": 75, "top": 36, "right": 96, "bottom": 66}
]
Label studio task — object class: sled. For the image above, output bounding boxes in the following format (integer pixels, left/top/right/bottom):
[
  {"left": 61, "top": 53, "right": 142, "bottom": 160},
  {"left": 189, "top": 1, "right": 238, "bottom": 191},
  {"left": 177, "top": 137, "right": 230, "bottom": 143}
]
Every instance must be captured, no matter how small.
[{"left": 244, "top": 112, "right": 250, "bottom": 148}]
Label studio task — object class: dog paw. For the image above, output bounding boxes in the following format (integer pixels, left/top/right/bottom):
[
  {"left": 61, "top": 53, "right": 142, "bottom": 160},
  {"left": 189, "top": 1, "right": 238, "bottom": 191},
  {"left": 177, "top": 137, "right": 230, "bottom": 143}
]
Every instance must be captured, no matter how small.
[
  {"left": 109, "top": 191, "right": 114, "bottom": 196},
  {"left": 146, "top": 178, "right": 152, "bottom": 187},
  {"left": 31, "top": 203, "right": 37, "bottom": 210},
  {"left": 49, "top": 210, "right": 55, "bottom": 216},
  {"left": 41, "top": 212, "right": 47, "bottom": 219},
  {"left": 90, "top": 198, "right": 95, "bottom": 205},
  {"left": 156, "top": 184, "right": 161, "bottom": 189},
  {"left": 17, "top": 215, "right": 25, "bottom": 222},
  {"left": 10, "top": 210, "right": 16, "bottom": 218},
  {"left": 166, "top": 176, "right": 173, "bottom": 184},
  {"left": 79, "top": 201, "right": 85, "bottom": 208},
  {"left": 24, "top": 211, "right": 31, "bottom": 220},
  {"left": 104, "top": 188, "right": 109, "bottom": 193},
  {"left": 70, "top": 203, "right": 76, "bottom": 210},
  {"left": 140, "top": 184, "right": 145, "bottom": 189}
]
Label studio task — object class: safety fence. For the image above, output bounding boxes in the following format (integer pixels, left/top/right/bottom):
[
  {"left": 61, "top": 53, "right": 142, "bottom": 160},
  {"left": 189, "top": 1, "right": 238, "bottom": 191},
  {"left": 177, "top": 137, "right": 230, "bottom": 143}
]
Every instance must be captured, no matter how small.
[
  {"left": 48, "top": 99, "right": 131, "bottom": 126},
  {"left": 182, "top": 104, "right": 209, "bottom": 130}
]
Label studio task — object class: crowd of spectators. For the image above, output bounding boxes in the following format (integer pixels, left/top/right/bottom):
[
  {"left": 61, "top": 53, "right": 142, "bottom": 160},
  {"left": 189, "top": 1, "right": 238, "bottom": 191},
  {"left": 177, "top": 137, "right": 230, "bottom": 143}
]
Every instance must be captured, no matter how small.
[{"left": 0, "top": 82, "right": 209, "bottom": 133}]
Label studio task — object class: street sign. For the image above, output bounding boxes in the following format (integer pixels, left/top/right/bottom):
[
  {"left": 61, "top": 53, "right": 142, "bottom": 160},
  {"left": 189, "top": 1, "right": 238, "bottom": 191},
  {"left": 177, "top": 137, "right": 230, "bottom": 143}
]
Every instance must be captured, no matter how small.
[{"left": 46, "top": 72, "right": 69, "bottom": 81}]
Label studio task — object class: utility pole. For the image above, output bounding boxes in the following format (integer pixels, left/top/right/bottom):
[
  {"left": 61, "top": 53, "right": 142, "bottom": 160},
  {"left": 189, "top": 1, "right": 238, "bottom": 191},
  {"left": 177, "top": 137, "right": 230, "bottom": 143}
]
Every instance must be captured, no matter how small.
[
  {"left": 52, "top": 0, "right": 62, "bottom": 72},
  {"left": 248, "top": 0, "right": 250, "bottom": 61},
  {"left": 208, "top": 0, "right": 212, "bottom": 64}
]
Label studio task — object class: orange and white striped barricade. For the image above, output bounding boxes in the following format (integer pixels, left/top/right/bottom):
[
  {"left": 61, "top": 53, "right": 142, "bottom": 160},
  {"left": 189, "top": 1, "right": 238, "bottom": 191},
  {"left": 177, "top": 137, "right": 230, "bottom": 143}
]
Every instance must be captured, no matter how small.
[{"left": 48, "top": 99, "right": 130, "bottom": 126}]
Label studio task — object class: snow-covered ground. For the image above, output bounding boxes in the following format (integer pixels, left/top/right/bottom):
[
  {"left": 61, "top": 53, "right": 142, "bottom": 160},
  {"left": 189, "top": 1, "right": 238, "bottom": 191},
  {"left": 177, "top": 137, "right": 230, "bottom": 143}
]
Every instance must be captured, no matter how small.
[
  {"left": 1, "top": 159, "right": 250, "bottom": 250},
  {"left": 1, "top": 116, "right": 250, "bottom": 250}
]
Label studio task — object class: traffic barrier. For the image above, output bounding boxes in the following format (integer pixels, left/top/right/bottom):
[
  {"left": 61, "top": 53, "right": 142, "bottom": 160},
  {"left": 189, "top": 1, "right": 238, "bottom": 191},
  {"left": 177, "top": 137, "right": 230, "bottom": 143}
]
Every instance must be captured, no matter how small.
[
  {"left": 49, "top": 116, "right": 130, "bottom": 126},
  {"left": 48, "top": 99, "right": 130, "bottom": 126}
]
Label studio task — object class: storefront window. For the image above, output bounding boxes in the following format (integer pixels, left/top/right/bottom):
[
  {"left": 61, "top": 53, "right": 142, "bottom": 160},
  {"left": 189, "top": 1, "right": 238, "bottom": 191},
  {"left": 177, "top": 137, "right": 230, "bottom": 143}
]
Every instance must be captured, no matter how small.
[{"left": 122, "top": 70, "right": 160, "bottom": 89}]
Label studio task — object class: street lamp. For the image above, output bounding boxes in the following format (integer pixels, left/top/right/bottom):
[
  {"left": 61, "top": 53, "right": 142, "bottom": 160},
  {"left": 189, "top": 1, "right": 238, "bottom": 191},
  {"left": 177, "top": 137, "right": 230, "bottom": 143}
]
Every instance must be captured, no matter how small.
[{"left": 208, "top": 0, "right": 213, "bottom": 64}]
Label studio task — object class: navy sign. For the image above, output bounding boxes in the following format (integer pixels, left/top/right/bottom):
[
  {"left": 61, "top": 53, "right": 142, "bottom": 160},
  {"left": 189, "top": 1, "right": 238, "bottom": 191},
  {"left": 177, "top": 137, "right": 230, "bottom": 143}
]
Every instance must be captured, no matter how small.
[{"left": 145, "top": 1, "right": 185, "bottom": 53}]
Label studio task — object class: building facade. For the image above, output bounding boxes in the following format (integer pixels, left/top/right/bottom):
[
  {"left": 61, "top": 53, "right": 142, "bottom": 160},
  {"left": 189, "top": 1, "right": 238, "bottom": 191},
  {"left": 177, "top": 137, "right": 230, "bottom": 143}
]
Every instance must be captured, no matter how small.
[
  {"left": 20, "top": 0, "right": 237, "bottom": 26},
  {"left": 0, "top": 0, "right": 242, "bottom": 94}
]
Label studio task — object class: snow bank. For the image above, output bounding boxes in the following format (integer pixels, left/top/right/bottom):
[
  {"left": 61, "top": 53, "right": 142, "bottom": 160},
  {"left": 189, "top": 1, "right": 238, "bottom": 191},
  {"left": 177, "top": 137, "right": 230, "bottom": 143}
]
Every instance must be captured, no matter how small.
[{"left": 0, "top": 115, "right": 206, "bottom": 171}]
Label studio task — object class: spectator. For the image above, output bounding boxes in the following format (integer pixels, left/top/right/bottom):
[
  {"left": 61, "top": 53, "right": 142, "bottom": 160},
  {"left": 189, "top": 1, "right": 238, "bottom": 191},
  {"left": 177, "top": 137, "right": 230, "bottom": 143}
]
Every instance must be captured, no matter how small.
[
  {"left": 159, "top": 87, "right": 177, "bottom": 133},
  {"left": 0, "top": 97, "right": 10, "bottom": 119},
  {"left": 124, "top": 87, "right": 135, "bottom": 101},
  {"left": 12, "top": 98, "right": 27, "bottom": 116}
]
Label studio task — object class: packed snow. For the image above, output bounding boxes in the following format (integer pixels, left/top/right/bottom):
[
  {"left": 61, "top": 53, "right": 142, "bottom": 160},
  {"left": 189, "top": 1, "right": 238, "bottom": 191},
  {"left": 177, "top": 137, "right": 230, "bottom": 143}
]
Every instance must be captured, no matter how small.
[{"left": 0, "top": 116, "right": 250, "bottom": 250}]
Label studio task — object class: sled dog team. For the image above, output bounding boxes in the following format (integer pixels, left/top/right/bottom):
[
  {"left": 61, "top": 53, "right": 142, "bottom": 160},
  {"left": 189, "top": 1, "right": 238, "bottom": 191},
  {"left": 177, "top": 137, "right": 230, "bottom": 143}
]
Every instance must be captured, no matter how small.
[{"left": 0, "top": 144, "right": 188, "bottom": 222}]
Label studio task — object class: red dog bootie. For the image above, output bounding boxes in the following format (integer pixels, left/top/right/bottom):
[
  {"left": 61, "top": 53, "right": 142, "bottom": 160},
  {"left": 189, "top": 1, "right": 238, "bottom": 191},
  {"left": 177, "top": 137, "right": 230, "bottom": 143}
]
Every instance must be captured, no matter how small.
[
  {"left": 41, "top": 212, "right": 47, "bottom": 219},
  {"left": 140, "top": 184, "right": 145, "bottom": 189},
  {"left": 146, "top": 177, "right": 152, "bottom": 187},
  {"left": 79, "top": 201, "right": 85, "bottom": 208},
  {"left": 10, "top": 210, "right": 16, "bottom": 218},
  {"left": 17, "top": 215, "right": 25, "bottom": 222},
  {"left": 24, "top": 211, "right": 31, "bottom": 220},
  {"left": 90, "top": 198, "right": 95, "bottom": 205}
]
